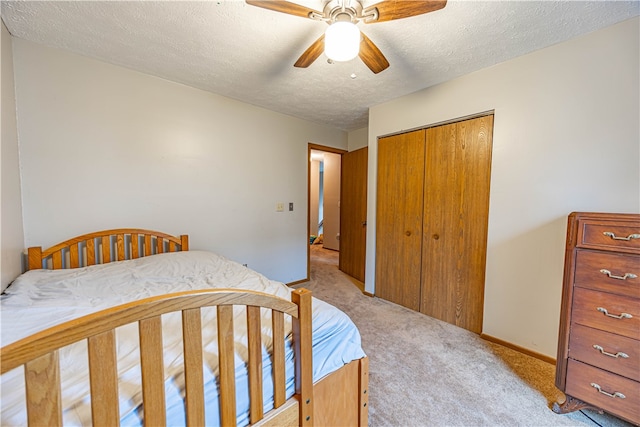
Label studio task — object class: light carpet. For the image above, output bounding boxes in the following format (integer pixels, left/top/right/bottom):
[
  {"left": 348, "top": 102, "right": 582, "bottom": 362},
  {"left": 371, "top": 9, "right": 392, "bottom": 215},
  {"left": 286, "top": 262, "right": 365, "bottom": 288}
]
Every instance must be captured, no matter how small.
[{"left": 294, "top": 245, "right": 633, "bottom": 427}]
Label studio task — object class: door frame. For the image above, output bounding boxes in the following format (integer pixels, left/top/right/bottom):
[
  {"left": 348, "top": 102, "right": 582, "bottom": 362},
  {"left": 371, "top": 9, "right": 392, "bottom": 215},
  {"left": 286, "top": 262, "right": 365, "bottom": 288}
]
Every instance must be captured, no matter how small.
[
  {"left": 376, "top": 110, "right": 495, "bottom": 139},
  {"left": 306, "top": 143, "right": 347, "bottom": 281}
]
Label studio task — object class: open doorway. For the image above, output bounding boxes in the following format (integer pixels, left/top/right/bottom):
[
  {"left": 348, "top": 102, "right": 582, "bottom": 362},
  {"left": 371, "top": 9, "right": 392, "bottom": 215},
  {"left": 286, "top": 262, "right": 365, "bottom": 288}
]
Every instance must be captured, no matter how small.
[
  {"left": 309, "top": 150, "right": 341, "bottom": 250},
  {"left": 307, "top": 144, "right": 346, "bottom": 279}
]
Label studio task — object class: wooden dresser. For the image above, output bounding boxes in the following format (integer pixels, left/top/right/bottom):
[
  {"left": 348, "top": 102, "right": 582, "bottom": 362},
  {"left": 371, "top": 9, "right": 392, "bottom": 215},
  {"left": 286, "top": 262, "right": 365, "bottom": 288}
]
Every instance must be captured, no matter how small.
[{"left": 554, "top": 212, "right": 640, "bottom": 425}]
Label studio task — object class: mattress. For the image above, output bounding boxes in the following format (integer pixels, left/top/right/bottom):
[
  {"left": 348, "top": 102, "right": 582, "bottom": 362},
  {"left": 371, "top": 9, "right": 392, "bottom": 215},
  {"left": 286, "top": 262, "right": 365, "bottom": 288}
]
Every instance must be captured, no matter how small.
[{"left": 0, "top": 250, "right": 365, "bottom": 426}]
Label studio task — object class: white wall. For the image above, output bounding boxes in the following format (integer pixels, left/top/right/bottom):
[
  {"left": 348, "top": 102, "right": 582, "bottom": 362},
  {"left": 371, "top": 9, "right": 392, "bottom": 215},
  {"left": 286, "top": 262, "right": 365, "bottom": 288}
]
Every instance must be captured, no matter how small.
[
  {"left": 12, "top": 38, "right": 347, "bottom": 284},
  {"left": 347, "top": 127, "right": 368, "bottom": 151},
  {"left": 1, "top": 21, "right": 25, "bottom": 290},
  {"left": 365, "top": 17, "right": 640, "bottom": 357}
]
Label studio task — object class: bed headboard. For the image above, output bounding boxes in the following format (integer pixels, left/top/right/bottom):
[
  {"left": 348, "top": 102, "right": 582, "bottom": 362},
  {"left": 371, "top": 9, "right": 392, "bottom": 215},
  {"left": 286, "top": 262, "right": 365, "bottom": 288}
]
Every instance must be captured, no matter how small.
[{"left": 27, "top": 228, "right": 189, "bottom": 271}]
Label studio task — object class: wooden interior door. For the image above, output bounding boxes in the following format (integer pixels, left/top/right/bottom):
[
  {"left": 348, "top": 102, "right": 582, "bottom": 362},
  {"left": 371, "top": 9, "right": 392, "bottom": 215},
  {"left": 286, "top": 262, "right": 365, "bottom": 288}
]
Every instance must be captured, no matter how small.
[
  {"left": 340, "top": 147, "right": 368, "bottom": 282},
  {"left": 420, "top": 115, "right": 493, "bottom": 333},
  {"left": 375, "top": 130, "right": 425, "bottom": 311}
]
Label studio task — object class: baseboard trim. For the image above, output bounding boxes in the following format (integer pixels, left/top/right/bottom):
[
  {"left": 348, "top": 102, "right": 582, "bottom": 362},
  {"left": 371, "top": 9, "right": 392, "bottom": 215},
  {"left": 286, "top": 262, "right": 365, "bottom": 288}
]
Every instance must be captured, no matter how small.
[
  {"left": 287, "top": 278, "right": 309, "bottom": 287},
  {"left": 480, "top": 333, "right": 556, "bottom": 365},
  {"left": 363, "top": 291, "right": 374, "bottom": 298}
]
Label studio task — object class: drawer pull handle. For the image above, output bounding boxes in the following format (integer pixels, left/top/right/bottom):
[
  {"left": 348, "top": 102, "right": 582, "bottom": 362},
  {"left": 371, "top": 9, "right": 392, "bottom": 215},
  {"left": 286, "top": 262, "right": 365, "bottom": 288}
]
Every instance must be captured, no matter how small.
[
  {"left": 603, "top": 231, "right": 640, "bottom": 241},
  {"left": 596, "top": 307, "right": 633, "bottom": 319},
  {"left": 592, "top": 345, "right": 629, "bottom": 359},
  {"left": 600, "top": 269, "right": 637, "bottom": 281},
  {"left": 590, "top": 383, "right": 626, "bottom": 399}
]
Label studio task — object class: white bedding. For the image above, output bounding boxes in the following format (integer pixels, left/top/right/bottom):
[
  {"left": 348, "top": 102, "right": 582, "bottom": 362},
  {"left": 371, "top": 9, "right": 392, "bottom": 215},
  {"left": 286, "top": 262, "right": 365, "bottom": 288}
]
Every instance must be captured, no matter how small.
[{"left": 0, "top": 250, "right": 365, "bottom": 426}]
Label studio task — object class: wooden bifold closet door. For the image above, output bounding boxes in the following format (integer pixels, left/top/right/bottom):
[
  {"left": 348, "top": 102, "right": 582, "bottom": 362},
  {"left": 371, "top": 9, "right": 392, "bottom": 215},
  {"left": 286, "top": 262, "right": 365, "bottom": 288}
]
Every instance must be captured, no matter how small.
[
  {"left": 375, "top": 115, "right": 493, "bottom": 333},
  {"left": 375, "top": 130, "right": 426, "bottom": 311}
]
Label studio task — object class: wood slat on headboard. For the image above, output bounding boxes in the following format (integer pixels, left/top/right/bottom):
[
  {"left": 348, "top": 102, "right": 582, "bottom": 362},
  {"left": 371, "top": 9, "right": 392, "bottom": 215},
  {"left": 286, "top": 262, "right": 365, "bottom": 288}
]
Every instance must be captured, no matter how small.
[{"left": 27, "top": 229, "right": 189, "bottom": 271}]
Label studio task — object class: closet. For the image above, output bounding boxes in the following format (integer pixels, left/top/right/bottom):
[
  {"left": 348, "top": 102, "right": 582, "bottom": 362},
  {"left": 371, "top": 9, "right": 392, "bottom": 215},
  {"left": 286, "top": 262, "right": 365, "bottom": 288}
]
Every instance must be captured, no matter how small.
[{"left": 375, "top": 114, "right": 493, "bottom": 333}]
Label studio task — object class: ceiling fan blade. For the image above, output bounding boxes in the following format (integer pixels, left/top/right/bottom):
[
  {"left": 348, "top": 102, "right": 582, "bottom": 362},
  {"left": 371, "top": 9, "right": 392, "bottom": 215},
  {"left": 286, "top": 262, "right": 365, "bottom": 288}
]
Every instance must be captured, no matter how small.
[
  {"left": 294, "top": 34, "right": 325, "bottom": 68},
  {"left": 245, "top": 0, "right": 321, "bottom": 19},
  {"left": 364, "top": 0, "right": 446, "bottom": 23},
  {"left": 359, "top": 32, "right": 389, "bottom": 74}
]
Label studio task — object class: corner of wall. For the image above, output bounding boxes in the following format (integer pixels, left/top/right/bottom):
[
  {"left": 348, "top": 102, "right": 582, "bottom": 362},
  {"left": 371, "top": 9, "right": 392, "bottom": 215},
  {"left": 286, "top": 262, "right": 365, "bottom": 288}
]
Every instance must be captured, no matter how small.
[
  {"left": 347, "top": 127, "right": 368, "bottom": 151},
  {"left": 1, "top": 20, "right": 27, "bottom": 289}
]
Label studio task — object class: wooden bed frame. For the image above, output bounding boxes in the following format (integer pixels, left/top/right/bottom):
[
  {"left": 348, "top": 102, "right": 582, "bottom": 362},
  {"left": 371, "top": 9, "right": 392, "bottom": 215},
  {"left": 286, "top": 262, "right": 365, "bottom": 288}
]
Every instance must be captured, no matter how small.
[{"left": 2, "top": 229, "right": 369, "bottom": 426}]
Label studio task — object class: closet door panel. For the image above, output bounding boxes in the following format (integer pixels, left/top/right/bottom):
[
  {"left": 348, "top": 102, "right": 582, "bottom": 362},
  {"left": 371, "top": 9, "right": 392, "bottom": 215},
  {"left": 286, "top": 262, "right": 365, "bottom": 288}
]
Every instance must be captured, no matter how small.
[
  {"left": 421, "top": 123, "right": 457, "bottom": 323},
  {"left": 421, "top": 116, "right": 493, "bottom": 333},
  {"left": 375, "top": 130, "right": 425, "bottom": 311}
]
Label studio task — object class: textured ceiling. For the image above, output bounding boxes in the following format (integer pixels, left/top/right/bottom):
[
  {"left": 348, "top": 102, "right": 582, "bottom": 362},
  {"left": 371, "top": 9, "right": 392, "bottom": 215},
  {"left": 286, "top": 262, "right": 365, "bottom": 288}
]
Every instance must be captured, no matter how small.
[{"left": 2, "top": 0, "right": 638, "bottom": 131}]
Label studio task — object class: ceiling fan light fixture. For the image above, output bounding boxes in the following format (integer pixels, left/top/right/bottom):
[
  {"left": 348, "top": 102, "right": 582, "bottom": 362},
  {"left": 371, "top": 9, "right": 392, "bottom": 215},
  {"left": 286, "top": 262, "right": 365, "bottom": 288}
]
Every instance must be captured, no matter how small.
[{"left": 324, "top": 21, "right": 360, "bottom": 62}]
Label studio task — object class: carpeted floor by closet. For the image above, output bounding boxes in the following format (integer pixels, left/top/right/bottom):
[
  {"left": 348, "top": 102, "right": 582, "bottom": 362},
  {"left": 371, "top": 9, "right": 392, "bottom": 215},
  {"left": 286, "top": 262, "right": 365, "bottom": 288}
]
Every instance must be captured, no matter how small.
[{"left": 294, "top": 245, "right": 633, "bottom": 427}]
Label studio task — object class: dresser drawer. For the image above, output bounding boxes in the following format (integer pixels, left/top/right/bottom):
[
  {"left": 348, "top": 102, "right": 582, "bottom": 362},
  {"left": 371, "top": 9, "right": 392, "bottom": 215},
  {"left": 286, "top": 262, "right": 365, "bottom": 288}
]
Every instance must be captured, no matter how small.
[
  {"left": 577, "top": 219, "right": 640, "bottom": 254},
  {"left": 575, "top": 250, "right": 640, "bottom": 299},
  {"left": 566, "top": 359, "right": 640, "bottom": 424},
  {"left": 572, "top": 287, "right": 640, "bottom": 340},
  {"left": 569, "top": 323, "right": 640, "bottom": 380}
]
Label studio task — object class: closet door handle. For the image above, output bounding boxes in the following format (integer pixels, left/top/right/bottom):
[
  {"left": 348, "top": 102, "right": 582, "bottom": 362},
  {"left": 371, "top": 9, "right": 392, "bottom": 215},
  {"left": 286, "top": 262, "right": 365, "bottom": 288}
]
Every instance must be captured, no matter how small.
[
  {"left": 405, "top": 231, "right": 412, "bottom": 237},
  {"left": 432, "top": 234, "right": 439, "bottom": 240}
]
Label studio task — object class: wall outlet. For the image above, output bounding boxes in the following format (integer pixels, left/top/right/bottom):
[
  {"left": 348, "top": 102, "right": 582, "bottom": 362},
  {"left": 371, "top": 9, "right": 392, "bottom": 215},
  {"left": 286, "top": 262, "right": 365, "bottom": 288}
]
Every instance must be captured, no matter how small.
[{"left": 276, "top": 202, "right": 284, "bottom": 212}]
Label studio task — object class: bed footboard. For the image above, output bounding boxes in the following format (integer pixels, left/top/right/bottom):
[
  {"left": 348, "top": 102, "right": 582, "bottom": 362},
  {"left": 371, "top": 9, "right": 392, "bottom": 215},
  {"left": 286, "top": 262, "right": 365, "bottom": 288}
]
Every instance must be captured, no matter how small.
[{"left": 1, "top": 289, "right": 313, "bottom": 427}]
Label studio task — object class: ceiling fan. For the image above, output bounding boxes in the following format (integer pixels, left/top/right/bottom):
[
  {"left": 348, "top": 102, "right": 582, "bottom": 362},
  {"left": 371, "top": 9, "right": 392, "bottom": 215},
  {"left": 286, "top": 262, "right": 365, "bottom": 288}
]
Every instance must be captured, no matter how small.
[{"left": 245, "top": 0, "right": 447, "bottom": 74}]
